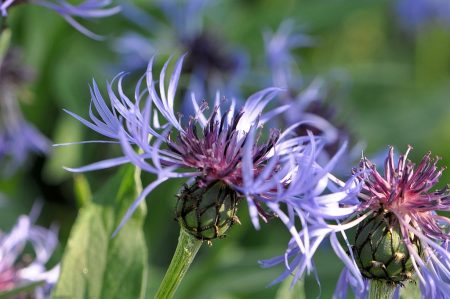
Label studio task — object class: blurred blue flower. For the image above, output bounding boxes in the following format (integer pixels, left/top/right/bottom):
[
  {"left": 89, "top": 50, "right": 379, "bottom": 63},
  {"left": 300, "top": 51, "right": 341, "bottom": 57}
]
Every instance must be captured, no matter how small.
[
  {"left": 0, "top": 48, "right": 50, "bottom": 176},
  {"left": 0, "top": 203, "right": 59, "bottom": 299},
  {"left": 113, "top": 0, "right": 247, "bottom": 104},
  {"left": 264, "top": 20, "right": 315, "bottom": 91},
  {"left": 0, "top": 0, "right": 120, "bottom": 40},
  {"left": 396, "top": 0, "right": 450, "bottom": 29},
  {"left": 263, "top": 21, "right": 363, "bottom": 174}
]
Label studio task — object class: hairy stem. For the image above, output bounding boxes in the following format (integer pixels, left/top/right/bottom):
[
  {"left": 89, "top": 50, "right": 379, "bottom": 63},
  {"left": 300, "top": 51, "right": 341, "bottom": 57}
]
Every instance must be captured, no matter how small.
[
  {"left": 369, "top": 280, "right": 396, "bottom": 299},
  {"left": 154, "top": 229, "right": 202, "bottom": 299}
]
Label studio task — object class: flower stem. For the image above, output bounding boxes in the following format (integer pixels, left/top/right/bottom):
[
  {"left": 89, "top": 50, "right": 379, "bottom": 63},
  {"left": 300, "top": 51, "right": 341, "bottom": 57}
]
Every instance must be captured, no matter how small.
[
  {"left": 0, "top": 27, "right": 11, "bottom": 65},
  {"left": 369, "top": 280, "right": 396, "bottom": 299},
  {"left": 154, "top": 229, "right": 202, "bottom": 299}
]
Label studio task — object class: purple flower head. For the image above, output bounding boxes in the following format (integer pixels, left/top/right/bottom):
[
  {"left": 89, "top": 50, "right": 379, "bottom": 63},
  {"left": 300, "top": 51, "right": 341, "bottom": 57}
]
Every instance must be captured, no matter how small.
[
  {"left": 0, "top": 0, "right": 120, "bottom": 40},
  {"left": 0, "top": 48, "right": 50, "bottom": 175},
  {"left": 0, "top": 204, "right": 59, "bottom": 298},
  {"left": 346, "top": 146, "right": 450, "bottom": 297},
  {"left": 275, "top": 146, "right": 450, "bottom": 298},
  {"left": 396, "top": 0, "right": 450, "bottom": 30},
  {"left": 58, "top": 54, "right": 351, "bottom": 247}
]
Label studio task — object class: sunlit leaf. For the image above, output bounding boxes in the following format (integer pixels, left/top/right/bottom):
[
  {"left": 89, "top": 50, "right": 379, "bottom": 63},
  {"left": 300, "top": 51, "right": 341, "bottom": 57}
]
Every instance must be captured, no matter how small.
[{"left": 53, "top": 166, "right": 148, "bottom": 299}]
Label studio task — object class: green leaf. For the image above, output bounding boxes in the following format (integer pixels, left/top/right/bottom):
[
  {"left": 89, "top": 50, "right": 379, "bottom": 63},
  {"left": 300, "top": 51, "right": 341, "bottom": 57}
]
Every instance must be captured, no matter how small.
[
  {"left": 400, "top": 280, "right": 420, "bottom": 299},
  {"left": 274, "top": 277, "right": 305, "bottom": 299},
  {"left": 53, "top": 166, "right": 148, "bottom": 299},
  {"left": 44, "top": 115, "right": 84, "bottom": 183}
]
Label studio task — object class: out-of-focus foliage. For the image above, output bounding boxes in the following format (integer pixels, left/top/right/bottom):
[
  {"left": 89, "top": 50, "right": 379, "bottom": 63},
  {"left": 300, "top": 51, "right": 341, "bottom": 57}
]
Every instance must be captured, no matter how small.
[
  {"left": 53, "top": 166, "right": 148, "bottom": 299},
  {"left": 1, "top": 0, "right": 450, "bottom": 298}
]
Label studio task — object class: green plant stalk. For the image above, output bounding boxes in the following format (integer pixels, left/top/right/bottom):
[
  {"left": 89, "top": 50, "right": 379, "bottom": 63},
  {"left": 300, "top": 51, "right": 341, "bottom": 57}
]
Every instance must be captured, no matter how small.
[
  {"left": 369, "top": 280, "right": 396, "bottom": 299},
  {"left": 154, "top": 229, "right": 202, "bottom": 299},
  {"left": 0, "top": 27, "right": 11, "bottom": 66}
]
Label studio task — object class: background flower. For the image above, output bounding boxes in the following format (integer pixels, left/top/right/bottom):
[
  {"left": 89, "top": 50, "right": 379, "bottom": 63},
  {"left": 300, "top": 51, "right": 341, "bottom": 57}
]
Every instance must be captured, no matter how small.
[
  {"left": 0, "top": 48, "right": 50, "bottom": 176},
  {"left": 263, "top": 20, "right": 363, "bottom": 174},
  {"left": 0, "top": 0, "right": 120, "bottom": 39},
  {"left": 396, "top": 0, "right": 450, "bottom": 30},
  {"left": 0, "top": 203, "right": 59, "bottom": 299},
  {"left": 112, "top": 0, "right": 247, "bottom": 117}
]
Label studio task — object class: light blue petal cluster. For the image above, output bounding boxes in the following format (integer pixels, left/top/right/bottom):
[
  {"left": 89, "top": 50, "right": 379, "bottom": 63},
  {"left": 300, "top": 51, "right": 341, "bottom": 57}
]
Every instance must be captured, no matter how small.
[
  {"left": 396, "top": 0, "right": 450, "bottom": 29},
  {"left": 259, "top": 149, "right": 365, "bottom": 292},
  {"left": 0, "top": 0, "right": 120, "bottom": 39}
]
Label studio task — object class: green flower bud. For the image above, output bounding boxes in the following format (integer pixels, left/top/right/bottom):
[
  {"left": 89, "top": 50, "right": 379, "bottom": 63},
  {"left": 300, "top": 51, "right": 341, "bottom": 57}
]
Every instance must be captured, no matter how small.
[
  {"left": 175, "top": 180, "right": 240, "bottom": 241},
  {"left": 352, "top": 210, "right": 422, "bottom": 283}
]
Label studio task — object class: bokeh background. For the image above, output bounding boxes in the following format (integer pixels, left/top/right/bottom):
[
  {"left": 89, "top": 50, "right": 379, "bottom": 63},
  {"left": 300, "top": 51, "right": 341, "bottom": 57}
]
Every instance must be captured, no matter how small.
[{"left": 1, "top": 0, "right": 450, "bottom": 298}]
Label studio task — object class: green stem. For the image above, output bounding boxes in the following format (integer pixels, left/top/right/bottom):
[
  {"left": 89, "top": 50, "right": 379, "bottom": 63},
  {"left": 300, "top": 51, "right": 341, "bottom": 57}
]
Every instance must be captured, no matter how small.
[
  {"left": 369, "top": 280, "right": 396, "bottom": 299},
  {"left": 134, "top": 164, "right": 143, "bottom": 194},
  {"left": 0, "top": 27, "right": 11, "bottom": 67},
  {"left": 154, "top": 229, "right": 203, "bottom": 299},
  {"left": 0, "top": 16, "right": 6, "bottom": 34}
]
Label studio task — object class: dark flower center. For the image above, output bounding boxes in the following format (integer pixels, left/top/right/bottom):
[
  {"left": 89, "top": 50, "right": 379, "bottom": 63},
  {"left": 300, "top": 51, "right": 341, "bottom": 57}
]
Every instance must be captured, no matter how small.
[{"left": 167, "top": 106, "right": 279, "bottom": 186}]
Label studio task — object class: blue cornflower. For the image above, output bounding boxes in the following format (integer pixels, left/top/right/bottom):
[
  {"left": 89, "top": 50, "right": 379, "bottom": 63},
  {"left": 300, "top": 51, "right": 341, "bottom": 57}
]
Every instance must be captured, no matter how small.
[
  {"left": 0, "top": 0, "right": 120, "bottom": 39},
  {"left": 396, "top": 0, "right": 450, "bottom": 30},
  {"left": 0, "top": 48, "right": 50, "bottom": 175},
  {"left": 58, "top": 55, "right": 354, "bottom": 250},
  {"left": 263, "top": 146, "right": 450, "bottom": 298},
  {"left": 0, "top": 204, "right": 59, "bottom": 298},
  {"left": 114, "top": 0, "right": 246, "bottom": 103}
]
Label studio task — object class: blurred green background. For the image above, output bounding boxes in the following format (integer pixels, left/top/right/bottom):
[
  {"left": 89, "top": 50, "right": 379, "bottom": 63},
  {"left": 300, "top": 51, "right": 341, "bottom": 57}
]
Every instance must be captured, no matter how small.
[{"left": 1, "top": 0, "right": 449, "bottom": 298}]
